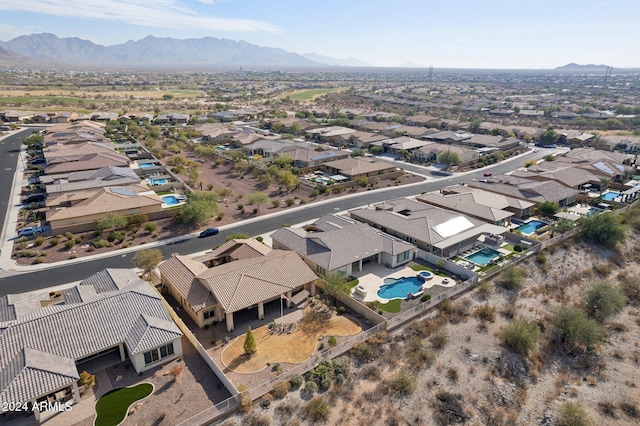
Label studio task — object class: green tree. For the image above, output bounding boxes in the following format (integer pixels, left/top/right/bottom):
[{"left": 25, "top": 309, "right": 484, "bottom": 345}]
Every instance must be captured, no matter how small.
[
  {"left": 95, "top": 213, "right": 127, "bottom": 233},
  {"left": 581, "top": 280, "right": 627, "bottom": 322},
  {"left": 369, "top": 145, "right": 383, "bottom": 155},
  {"left": 350, "top": 149, "right": 365, "bottom": 157},
  {"left": 322, "top": 272, "right": 351, "bottom": 301},
  {"left": 551, "top": 305, "right": 604, "bottom": 350},
  {"left": 230, "top": 151, "right": 248, "bottom": 163},
  {"left": 539, "top": 127, "right": 558, "bottom": 144},
  {"left": 550, "top": 218, "right": 576, "bottom": 236},
  {"left": 244, "top": 327, "right": 257, "bottom": 356},
  {"left": 438, "top": 150, "right": 461, "bottom": 166},
  {"left": 132, "top": 249, "right": 163, "bottom": 278},
  {"left": 538, "top": 201, "right": 559, "bottom": 216},
  {"left": 580, "top": 211, "right": 627, "bottom": 247},
  {"left": 289, "top": 123, "right": 302, "bottom": 135},
  {"left": 278, "top": 170, "right": 299, "bottom": 192},
  {"left": 178, "top": 192, "right": 219, "bottom": 227},
  {"left": 247, "top": 192, "right": 269, "bottom": 211},
  {"left": 502, "top": 318, "right": 541, "bottom": 355},
  {"left": 274, "top": 155, "right": 294, "bottom": 168}
]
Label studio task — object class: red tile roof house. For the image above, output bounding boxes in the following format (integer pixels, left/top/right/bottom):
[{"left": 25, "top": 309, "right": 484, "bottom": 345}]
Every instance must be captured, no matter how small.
[{"left": 158, "top": 239, "right": 320, "bottom": 332}]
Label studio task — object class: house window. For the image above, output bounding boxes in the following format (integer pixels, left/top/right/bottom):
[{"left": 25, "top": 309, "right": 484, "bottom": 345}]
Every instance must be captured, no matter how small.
[
  {"left": 396, "top": 251, "right": 411, "bottom": 263},
  {"left": 128, "top": 208, "right": 141, "bottom": 215},
  {"left": 203, "top": 309, "right": 216, "bottom": 320},
  {"left": 143, "top": 343, "right": 174, "bottom": 365}
]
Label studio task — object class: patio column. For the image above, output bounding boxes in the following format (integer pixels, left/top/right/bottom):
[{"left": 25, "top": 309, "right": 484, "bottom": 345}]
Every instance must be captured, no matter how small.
[
  {"left": 118, "top": 343, "right": 126, "bottom": 361},
  {"left": 71, "top": 382, "right": 80, "bottom": 404},
  {"left": 310, "top": 280, "right": 316, "bottom": 296},
  {"left": 286, "top": 291, "right": 293, "bottom": 308},
  {"left": 225, "top": 312, "right": 234, "bottom": 332},
  {"left": 258, "top": 301, "right": 264, "bottom": 320},
  {"left": 358, "top": 259, "right": 363, "bottom": 271},
  {"left": 377, "top": 253, "right": 381, "bottom": 264}
]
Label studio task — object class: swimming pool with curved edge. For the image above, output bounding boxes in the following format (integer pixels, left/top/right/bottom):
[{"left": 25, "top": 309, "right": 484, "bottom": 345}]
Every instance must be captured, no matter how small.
[{"left": 377, "top": 276, "right": 423, "bottom": 300}]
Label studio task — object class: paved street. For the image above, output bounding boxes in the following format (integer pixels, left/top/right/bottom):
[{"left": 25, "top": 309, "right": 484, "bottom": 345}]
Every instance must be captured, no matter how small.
[{"left": 0, "top": 133, "right": 552, "bottom": 295}]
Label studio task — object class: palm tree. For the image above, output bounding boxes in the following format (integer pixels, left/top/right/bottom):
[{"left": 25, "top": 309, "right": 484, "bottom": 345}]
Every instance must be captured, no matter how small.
[{"left": 599, "top": 177, "right": 610, "bottom": 195}]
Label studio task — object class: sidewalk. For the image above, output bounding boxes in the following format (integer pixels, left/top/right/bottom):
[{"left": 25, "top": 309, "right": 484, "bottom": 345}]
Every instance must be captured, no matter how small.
[{"left": 0, "top": 130, "right": 538, "bottom": 275}]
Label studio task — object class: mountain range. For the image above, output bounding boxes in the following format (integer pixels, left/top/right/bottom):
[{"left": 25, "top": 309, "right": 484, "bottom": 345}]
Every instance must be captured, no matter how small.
[
  {"left": 0, "top": 33, "right": 369, "bottom": 70},
  {"left": 555, "top": 63, "right": 611, "bottom": 71}
]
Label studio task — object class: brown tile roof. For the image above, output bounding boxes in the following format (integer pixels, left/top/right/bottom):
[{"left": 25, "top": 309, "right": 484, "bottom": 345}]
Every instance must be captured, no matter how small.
[
  {"left": 158, "top": 256, "right": 213, "bottom": 311},
  {"left": 193, "top": 239, "right": 272, "bottom": 263}
]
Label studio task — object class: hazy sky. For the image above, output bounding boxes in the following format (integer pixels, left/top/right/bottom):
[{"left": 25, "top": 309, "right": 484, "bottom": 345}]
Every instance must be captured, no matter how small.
[{"left": 0, "top": 0, "right": 638, "bottom": 69}]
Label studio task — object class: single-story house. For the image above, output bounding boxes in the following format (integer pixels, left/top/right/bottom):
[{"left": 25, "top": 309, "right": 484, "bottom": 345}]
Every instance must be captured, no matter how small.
[
  {"left": 417, "top": 189, "right": 516, "bottom": 226},
  {"left": 154, "top": 113, "right": 190, "bottom": 124},
  {"left": 372, "top": 136, "right": 431, "bottom": 154},
  {"left": 335, "top": 131, "right": 388, "bottom": 149},
  {"left": 413, "top": 143, "right": 479, "bottom": 166},
  {"left": 305, "top": 126, "right": 356, "bottom": 144},
  {"left": 321, "top": 157, "right": 397, "bottom": 180},
  {"left": 271, "top": 214, "right": 417, "bottom": 276},
  {"left": 159, "top": 240, "right": 319, "bottom": 332},
  {"left": 194, "top": 123, "right": 237, "bottom": 143},
  {"left": 44, "top": 151, "right": 130, "bottom": 175},
  {"left": 467, "top": 175, "right": 580, "bottom": 207},
  {"left": 0, "top": 269, "right": 182, "bottom": 422},
  {"left": 44, "top": 166, "right": 141, "bottom": 196},
  {"left": 349, "top": 198, "right": 509, "bottom": 258},
  {"left": 46, "top": 184, "right": 163, "bottom": 233}
]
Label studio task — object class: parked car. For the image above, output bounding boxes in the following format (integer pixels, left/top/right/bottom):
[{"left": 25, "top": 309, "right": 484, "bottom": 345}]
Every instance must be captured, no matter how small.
[
  {"left": 483, "top": 172, "right": 493, "bottom": 177},
  {"left": 30, "top": 158, "right": 46, "bottom": 165},
  {"left": 198, "top": 228, "right": 219, "bottom": 238},
  {"left": 21, "top": 194, "right": 45, "bottom": 204},
  {"left": 18, "top": 226, "right": 43, "bottom": 237}
]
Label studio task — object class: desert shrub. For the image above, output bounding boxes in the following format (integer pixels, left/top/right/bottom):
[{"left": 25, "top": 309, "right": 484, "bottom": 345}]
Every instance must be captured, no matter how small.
[
  {"left": 271, "top": 381, "right": 291, "bottom": 399},
  {"left": 33, "top": 256, "right": 45, "bottom": 264},
  {"left": 107, "top": 230, "right": 126, "bottom": 242},
  {"left": 350, "top": 342, "right": 377, "bottom": 363},
  {"left": 49, "top": 237, "right": 59, "bottom": 246},
  {"left": 362, "top": 365, "right": 382, "bottom": 380},
  {"left": 513, "top": 244, "right": 524, "bottom": 252},
  {"left": 64, "top": 240, "right": 76, "bottom": 249},
  {"left": 620, "top": 401, "right": 639, "bottom": 418},
  {"left": 536, "top": 252, "right": 547, "bottom": 265},
  {"left": 15, "top": 250, "right": 39, "bottom": 258},
  {"left": 621, "top": 277, "right": 640, "bottom": 305},
  {"left": 304, "top": 380, "right": 318, "bottom": 394},
  {"left": 446, "top": 367, "right": 459, "bottom": 382},
  {"left": 386, "top": 369, "right": 416, "bottom": 396},
  {"left": 477, "top": 281, "right": 492, "bottom": 300},
  {"left": 433, "top": 392, "right": 469, "bottom": 425},
  {"left": 474, "top": 303, "right": 496, "bottom": 322},
  {"left": 319, "top": 378, "right": 332, "bottom": 391},
  {"left": 502, "top": 318, "right": 541, "bottom": 355},
  {"left": 290, "top": 374, "right": 304, "bottom": 389},
  {"left": 597, "top": 400, "right": 617, "bottom": 418},
  {"left": 558, "top": 402, "right": 592, "bottom": 426},
  {"left": 328, "top": 336, "right": 337, "bottom": 347},
  {"left": 420, "top": 293, "right": 432, "bottom": 302},
  {"left": 144, "top": 222, "right": 157, "bottom": 233},
  {"left": 551, "top": 305, "right": 605, "bottom": 350},
  {"left": 238, "top": 392, "right": 253, "bottom": 413},
  {"left": 74, "top": 236, "right": 83, "bottom": 244},
  {"left": 126, "top": 213, "right": 148, "bottom": 227},
  {"left": 406, "top": 337, "right": 436, "bottom": 369},
  {"left": 302, "top": 397, "right": 331, "bottom": 422},
  {"left": 65, "top": 232, "right": 74, "bottom": 241},
  {"left": 216, "top": 212, "right": 224, "bottom": 221},
  {"left": 580, "top": 211, "right": 627, "bottom": 247},
  {"left": 244, "top": 412, "right": 271, "bottom": 426},
  {"left": 260, "top": 393, "right": 274, "bottom": 408},
  {"left": 34, "top": 236, "right": 44, "bottom": 246},
  {"left": 79, "top": 370, "right": 95, "bottom": 388},
  {"left": 430, "top": 330, "right": 449, "bottom": 350},
  {"left": 92, "top": 239, "right": 110, "bottom": 249},
  {"left": 581, "top": 280, "right": 627, "bottom": 322},
  {"left": 499, "top": 266, "right": 527, "bottom": 290}
]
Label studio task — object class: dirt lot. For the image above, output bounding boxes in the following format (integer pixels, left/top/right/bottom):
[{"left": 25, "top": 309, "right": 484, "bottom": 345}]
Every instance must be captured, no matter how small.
[{"left": 218, "top": 236, "right": 640, "bottom": 426}]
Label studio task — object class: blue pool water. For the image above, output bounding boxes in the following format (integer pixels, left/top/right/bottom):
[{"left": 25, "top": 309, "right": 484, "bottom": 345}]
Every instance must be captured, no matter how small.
[
  {"left": 140, "top": 163, "right": 155, "bottom": 168},
  {"left": 162, "top": 195, "right": 179, "bottom": 205},
  {"left": 377, "top": 277, "right": 423, "bottom": 299},
  {"left": 466, "top": 247, "right": 501, "bottom": 266},
  {"left": 588, "top": 207, "right": 604, "bottom": 215},
  {"left": 600, "top": 191, "right": 620, "bottom": 202},
  {"left": 151, "top": 178, "right": 167, "bottom": 185},
  {"left": 516, "top": 220, "right": 548, "bottom": 235}
]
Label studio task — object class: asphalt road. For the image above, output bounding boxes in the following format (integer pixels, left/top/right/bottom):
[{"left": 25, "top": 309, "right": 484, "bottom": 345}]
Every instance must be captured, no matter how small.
[
  {"left": 0, "top": 128, "right": 32, "bottom": 235},
  {"left": 0, "top": 147, "right": 548, "bottom": 296}
]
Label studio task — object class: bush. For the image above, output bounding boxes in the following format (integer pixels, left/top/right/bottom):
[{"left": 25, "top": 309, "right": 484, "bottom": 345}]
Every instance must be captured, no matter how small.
[
  {"left": 386, "top": 369, "right": 417, "bottom": 396},
  {"left": 216, "top": 212, "right": 224, "bottom": 221},
  {"left": 558, "top": 401, "right": 592, "bottom": 426},
  {"left": 65, "top": 232, "right": 74, "bottom": 241},
  {"left": 290, "top": 374, "right": 304, "bottom": 389},
  {"left": 551, "top": 305, "right": 605, "bottom": 350},
  {"left": 49, "top": 237, "right": 59, "bottom": 246},
  {"left": 107, "top": 230, "right": 126, "bottom": 243},
  {"left": 328, "top": 336, "right": 337, "bottom": 347},
  {"left": 513, "top": 244, "right": 524, "bottom": 252},
  {"left": 581, "top": 280, "right": 627, "bottom": 322},
  {"left": 304, "top": 380, "right": 318, "bottom": 394},
  {"left": 474, "top": 303, "right": 496, "bottom": 322},
  {"left": 302, "top": 397, "right": 331, "bottom": 422},
  {"left": 271, "top": 381, "right": 291, "bottom": 399},
  {"left": 32, "top": 256, "right": 45, "bottom": 264},
  {"left": 420, "top": 293, "right": 432, "bottom": 302},
  {"left": 92, "top": 239, "right": 110, "bottom": 249},
  {"left": 144, "top": 222, "right": 157, "bottom": 233},
  {"left": 502, "top": 318, "right": 541, "bottom": 355},
  {"left": 64, "top": 240, "right": 76, "bottom": 249},
  {"left": 536, "top": 252, "right": 547, "bottom": 265},
  {"left": 34, "top": 236, "right": 45, "bottom": 246},
  {"left": 620, "top": 277, "right": 640, "bottom": 306},
  {"left": 581, "top": 211, "right": 627, "bottom": 247},
  {"left": 499, "top": 266, "right": 527, "bottom": 290}
]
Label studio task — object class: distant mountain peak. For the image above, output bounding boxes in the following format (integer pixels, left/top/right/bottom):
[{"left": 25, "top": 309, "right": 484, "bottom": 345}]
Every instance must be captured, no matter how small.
[
  {"left": 556, "top": 63, "right": 611, "bottom": 70},
  {"left": 302, "top": 52, "right": 370, "bottom": 67}
]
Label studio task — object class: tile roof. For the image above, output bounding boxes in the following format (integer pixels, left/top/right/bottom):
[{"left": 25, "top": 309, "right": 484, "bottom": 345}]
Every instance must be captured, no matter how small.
[
  {"left": 0, "top": 270, "right": 181, "bottom": 405},
  {"left": 322, "top": 157, "right": 396, "bottom": 176},
  {"left": 158, "top": 255, "right": 213, "bottom": 311}
]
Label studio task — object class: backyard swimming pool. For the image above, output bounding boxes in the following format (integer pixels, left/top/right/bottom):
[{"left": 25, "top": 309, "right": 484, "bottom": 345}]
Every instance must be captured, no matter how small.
[
  {"left": 162, "top": 195, "right": 179, "bottom": 205},
  {"left": 150, "top": 178, "right": 167, "bottom": 185},
  {"left": 466, "top": 247, "right": 501, "bottom": 266},
  {"left": 516, "top": 220, "right": 548, "bottom": 235},
  {"left": 600, "top": 191, "right": 620, "bottom": 202},
  {"left": 377, "top": 276, "right": 423, "bottom": 299},
  {"left": 139, "top": 163, "right": 156, "bottom": 169}
]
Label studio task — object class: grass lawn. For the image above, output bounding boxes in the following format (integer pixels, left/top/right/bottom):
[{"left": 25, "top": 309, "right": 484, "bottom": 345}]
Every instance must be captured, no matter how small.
[
  {"left": 410, "top": 264, "right": 431, "bottom": 272},
  {"left": 221, "top": 313, "right": 361, "bottom": 373},
  {"left": 95, "top": 383, "right": 153, "bottom": 426},
  {"left": 288, "top": 88, "right": 345, "bottom": 101},
  {"left": 379, "top": 299, "right": 401, "bottom": 313}
]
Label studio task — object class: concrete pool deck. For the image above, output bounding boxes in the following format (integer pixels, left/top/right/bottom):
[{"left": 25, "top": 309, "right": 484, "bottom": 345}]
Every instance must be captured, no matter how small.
[{"left": 350, "top": 263, "right": 456, "bottom": 303}]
